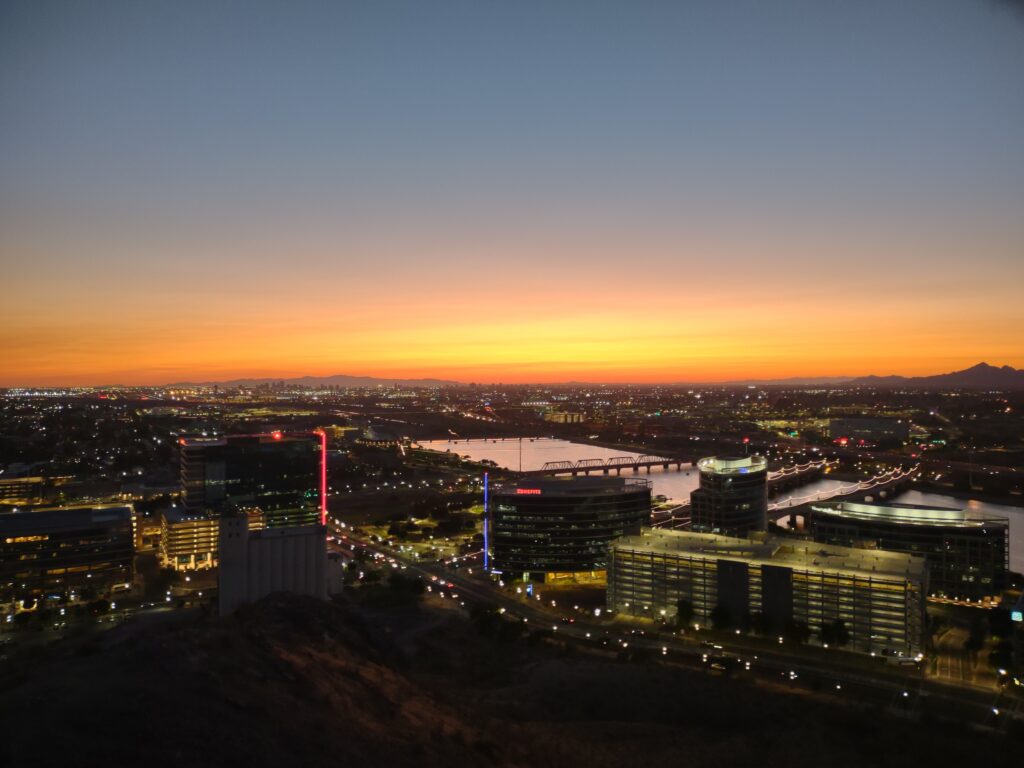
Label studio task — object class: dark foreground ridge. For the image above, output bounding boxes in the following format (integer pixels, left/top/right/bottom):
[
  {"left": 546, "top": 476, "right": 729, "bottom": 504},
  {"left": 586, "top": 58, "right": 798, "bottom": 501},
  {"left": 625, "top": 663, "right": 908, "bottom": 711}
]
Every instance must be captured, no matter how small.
[{"left": 0, "top": 594, "right": 1014, "bottom": 768}]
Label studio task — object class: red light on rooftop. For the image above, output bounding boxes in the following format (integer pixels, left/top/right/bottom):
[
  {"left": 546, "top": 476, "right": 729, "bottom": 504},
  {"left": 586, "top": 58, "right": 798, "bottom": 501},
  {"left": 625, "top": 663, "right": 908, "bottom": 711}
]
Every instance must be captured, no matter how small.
[{"left": 271, "top": 431, "right": 283, "bottom": 440}]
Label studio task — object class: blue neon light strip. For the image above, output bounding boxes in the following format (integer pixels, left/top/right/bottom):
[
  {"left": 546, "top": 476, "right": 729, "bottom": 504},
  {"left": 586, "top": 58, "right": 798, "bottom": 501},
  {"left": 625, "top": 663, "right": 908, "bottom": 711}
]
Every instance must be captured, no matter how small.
[{"left": 483, "top": 471, "right": 489, "bottom": 571}]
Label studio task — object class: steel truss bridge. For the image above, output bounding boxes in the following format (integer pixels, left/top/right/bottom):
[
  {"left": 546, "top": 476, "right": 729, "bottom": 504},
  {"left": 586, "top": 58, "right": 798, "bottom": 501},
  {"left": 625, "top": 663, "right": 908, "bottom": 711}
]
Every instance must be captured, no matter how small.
[{"left": 519, "top": 455, "right": 688, "bottom": 477}]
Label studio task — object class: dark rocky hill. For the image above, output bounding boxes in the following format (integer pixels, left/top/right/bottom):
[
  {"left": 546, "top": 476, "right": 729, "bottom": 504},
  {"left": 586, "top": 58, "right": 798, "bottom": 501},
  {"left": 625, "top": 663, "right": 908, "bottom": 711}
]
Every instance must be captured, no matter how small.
[{"left": 0, "top": 594, "right": 1015, "bottom": 768}]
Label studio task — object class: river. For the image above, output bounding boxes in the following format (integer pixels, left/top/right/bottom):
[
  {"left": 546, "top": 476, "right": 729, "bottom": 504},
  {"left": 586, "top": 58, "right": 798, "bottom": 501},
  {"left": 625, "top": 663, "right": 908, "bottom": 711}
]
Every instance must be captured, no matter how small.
[{"left": 418, "top": 437, "right": 1024, "bottom": 570}]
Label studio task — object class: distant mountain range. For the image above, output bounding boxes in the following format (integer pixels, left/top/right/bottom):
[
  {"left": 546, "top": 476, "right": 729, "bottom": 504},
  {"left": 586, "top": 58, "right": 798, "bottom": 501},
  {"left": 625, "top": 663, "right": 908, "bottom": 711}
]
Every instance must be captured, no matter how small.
[
  {"left": 847, "top": 362, "right": 1024, "bottom": 389},
  {"left": 723, "top": 363, "right": 1024, "bottom": 389},
  {"left": 101, "top": 362, "right": 1024, "bottom": 390},
  {"left": 718, "top": 376, "right": 854, "bottom": 386},
  {"left": 179, "top": 374, "right": 461, "bottom": 388},
  {"left": 720, "top": 364, "right": 1024, "bottom": 391}
]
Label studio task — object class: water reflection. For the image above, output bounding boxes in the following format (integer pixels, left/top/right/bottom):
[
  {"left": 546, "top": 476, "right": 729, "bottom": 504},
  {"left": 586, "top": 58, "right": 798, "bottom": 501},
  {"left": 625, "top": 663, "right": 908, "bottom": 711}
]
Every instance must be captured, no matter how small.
[
  {"left": 420, "top": 439, "right": 1024, "bottom": 571},
  {"left": 419, "top": 437, "right": 700, "bottom": 499}
]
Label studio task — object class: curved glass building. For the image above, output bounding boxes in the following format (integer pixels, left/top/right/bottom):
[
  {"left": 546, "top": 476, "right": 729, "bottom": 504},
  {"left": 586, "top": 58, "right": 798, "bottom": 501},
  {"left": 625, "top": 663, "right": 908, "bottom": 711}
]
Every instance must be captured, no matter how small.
[
  {"left": 806, "top": 501, "right": 1009, "bottom": 601},
  {"left": 690, "top": 455, "right": 768, "bottom": 536},
  {"left": 490, "top": 476, "right": 652, "bottom": 582}
]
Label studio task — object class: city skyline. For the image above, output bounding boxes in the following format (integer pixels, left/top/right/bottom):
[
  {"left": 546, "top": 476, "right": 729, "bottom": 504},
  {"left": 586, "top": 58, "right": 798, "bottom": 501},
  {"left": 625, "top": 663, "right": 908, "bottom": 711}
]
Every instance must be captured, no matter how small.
[
  {"left": 4, "top": 4, "right": 1024, "bottom": 762},
  {"left": 3, "top": 0, "right": 1023, "bottom": 386}
]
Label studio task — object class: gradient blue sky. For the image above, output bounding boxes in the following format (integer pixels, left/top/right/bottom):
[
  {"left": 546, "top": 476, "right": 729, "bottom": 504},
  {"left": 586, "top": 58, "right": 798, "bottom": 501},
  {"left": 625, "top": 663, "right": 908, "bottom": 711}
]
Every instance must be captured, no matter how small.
[{"left": 2, "top": 0, "right": 1023, "bottom": 384}]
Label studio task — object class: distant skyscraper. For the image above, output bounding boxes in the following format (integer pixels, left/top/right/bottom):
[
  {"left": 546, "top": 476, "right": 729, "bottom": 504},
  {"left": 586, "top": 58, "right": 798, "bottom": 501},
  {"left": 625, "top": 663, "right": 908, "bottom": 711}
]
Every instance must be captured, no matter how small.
[
  {"left": 690, "top": 456, "right": 768, "bottom": 536},
  {"left": 179, "top": 432, "right": 326, "bottom": 529}
]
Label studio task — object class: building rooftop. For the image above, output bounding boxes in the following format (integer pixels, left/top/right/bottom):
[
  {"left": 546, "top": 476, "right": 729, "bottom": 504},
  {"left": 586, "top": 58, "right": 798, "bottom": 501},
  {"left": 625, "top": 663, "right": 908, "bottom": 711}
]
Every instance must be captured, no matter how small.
[
  {"left": 495, "top": 476, "right": 651, "bottom": 498},
  {"left": 613, "top": 527, "right": 927, "bottom": 581},
  {"left": 163, "top": 507, "right": 216, "bottom": 524},
  {"left": 179, "top": 431, "right": 318, "bottom": 447},
  {"left": 809, "top": 501, "right": 1008, "bottom": 529},
  {"left": 697, "top": 455, "right": 768, "bottom": 476}
]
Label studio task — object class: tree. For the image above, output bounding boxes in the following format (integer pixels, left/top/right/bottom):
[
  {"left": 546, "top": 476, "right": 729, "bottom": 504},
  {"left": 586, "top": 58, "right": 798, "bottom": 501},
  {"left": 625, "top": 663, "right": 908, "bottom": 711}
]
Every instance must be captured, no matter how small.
[
  {"left": 389, "top": 573, "right": 426, "bottom": 601},
  {"left": 469, "top": 603, "right": 502, "bottom": 634},
  {"left": 750, "top": 612, "right": 772, "bottom": 636},
  {"left": 988, "top": 608, "right": 1013, "bottom": 639},
  {"left": 989, "top": 640, "right": 1013, "bottom": 672},
  {"left": 143, "top": 568, "right": 176, "bottom": 600},
  {"left": 964, "top": 621, "right": 987, "bottom": 654},
  {"left": 675, "top": 599, "right": 695, "bottom": 628},
  {"left": 834, "top": 619, "right": 851, "bottom": 647},
  {"left": 709, "top": 604, "right": 733, "bottom": 631},
  {"left": 784, "top": 619, "right": 811, "bottom": 645},
  {"left": 740, "top": 611, "right": 754, "bottom": 634},
  {"left": 819, "top": 619, "right": 850, "bottom": 647}
]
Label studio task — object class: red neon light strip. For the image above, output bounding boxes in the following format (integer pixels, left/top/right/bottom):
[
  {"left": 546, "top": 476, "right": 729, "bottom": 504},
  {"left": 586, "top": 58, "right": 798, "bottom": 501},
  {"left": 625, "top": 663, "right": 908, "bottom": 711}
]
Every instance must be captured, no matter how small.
[{"left": 319, "top": 429, "right": 328, "bottom": 526}]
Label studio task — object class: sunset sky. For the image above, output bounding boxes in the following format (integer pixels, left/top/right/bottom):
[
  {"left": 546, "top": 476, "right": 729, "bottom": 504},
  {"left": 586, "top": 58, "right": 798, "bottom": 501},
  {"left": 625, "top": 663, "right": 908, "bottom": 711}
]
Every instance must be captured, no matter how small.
[{"left": 2, "top": 1, "right": 1023, "bottom": 386}]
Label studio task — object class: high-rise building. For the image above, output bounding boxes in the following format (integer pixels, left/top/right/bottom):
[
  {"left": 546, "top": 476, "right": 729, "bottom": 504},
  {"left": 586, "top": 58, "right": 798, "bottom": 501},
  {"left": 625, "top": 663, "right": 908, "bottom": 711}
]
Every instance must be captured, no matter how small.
[
  {"left": 690, "top": 455, "right": 768, "bottom": 536},
  {"left": 490, "top": 476, "right": 651, "bottom": 583},
  {"left": 608, "top": 528, "right": 927, "bottom": 657},
  {"left": 0, "top": 505, "right": 134, "bottom": 601},
  {"left": 805, "top": 501, "right": 1009, "bottom": 601},
  {"left": 217, "top": 514, "right": 329, "bottom": 615},
  {"left": 179, "top": 431, "right": 326, "bottom": 529}
]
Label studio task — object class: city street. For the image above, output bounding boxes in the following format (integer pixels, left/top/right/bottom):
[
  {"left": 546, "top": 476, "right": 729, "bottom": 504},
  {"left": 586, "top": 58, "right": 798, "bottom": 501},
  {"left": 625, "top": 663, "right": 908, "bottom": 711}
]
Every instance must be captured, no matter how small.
[{"left": 334, "top": 524, "right": 1020, "bottom": 731}]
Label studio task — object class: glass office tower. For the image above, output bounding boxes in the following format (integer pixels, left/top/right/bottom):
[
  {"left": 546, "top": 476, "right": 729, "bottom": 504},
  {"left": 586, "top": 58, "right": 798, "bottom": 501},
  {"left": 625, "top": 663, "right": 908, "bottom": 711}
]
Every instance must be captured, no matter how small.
[
  {"left": 491, "top": 476, "right": 652, "bottom": 582},
  {"left": 690, "top": 455, "right": 768, "bottom": 536}
]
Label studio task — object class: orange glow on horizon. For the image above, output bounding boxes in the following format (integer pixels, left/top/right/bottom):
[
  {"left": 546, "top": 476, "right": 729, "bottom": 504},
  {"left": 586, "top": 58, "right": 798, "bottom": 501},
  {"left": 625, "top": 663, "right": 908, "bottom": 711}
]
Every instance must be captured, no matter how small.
[
  {"left": 3, "top": 288, "right": 1021, "bottom": 386},
  {"left": 3, "top": 232, "right": 1022, "bottom": 387}
]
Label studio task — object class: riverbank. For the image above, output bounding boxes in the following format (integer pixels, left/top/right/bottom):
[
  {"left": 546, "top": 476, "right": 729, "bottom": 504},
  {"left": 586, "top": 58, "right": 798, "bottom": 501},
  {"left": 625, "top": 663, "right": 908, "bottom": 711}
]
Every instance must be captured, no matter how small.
[{"left": 908, "top": 481, "right": 1024, "bottom": 510}]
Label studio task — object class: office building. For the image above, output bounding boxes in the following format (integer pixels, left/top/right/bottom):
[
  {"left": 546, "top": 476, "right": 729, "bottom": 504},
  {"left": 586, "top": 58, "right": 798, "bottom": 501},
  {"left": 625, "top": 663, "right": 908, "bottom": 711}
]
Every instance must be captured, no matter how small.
[
  {"left": 543, "top": 411, "right": 583, "bottom": 424},
  {"left": 490, "top": 476, "right": 651, "bottom": 582},
  {"left": 180, "top": 431, "right": 326, "bottom": 529},
  {"left": 806, "top": 501, "right": 1009, "bottom": 601},
  {"left": 0, "top": 476, "right": 44, "bottom": 507},
  {"left": 218, "top": 514, "right": 328, "bottom": 615},
  {"left": 159, "top": 508, "right": 219, "bottom": 571},
  {"left": 690, "top": 455, "right": 768, "bottom": 536},
  {"left": 0, "top": 505, "right": 134, "bottom": 601},
  {"left": 608, "top": 528, "right": 927, "bottom": 657}
]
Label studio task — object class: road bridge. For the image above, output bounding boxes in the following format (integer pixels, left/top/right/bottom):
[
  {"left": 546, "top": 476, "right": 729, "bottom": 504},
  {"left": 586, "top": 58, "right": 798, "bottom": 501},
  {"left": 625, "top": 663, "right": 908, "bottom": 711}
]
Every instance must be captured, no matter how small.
[{"left": 519, "top": 454, "right": 690, "bottom": 477}]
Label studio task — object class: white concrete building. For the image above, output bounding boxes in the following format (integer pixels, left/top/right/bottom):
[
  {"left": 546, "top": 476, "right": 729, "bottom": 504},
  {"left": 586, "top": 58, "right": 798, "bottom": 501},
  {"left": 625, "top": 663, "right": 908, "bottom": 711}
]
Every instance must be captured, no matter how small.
[{"left": 218, "top": 516, "right": 328, "bottom": 615}]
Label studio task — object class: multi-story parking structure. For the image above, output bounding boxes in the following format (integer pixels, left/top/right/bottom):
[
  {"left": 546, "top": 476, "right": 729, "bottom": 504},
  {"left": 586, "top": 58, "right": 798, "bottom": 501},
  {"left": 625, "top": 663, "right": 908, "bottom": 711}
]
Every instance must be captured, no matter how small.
[{"left": 608, "top": 528, "right": 927, "bottom": 657}]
